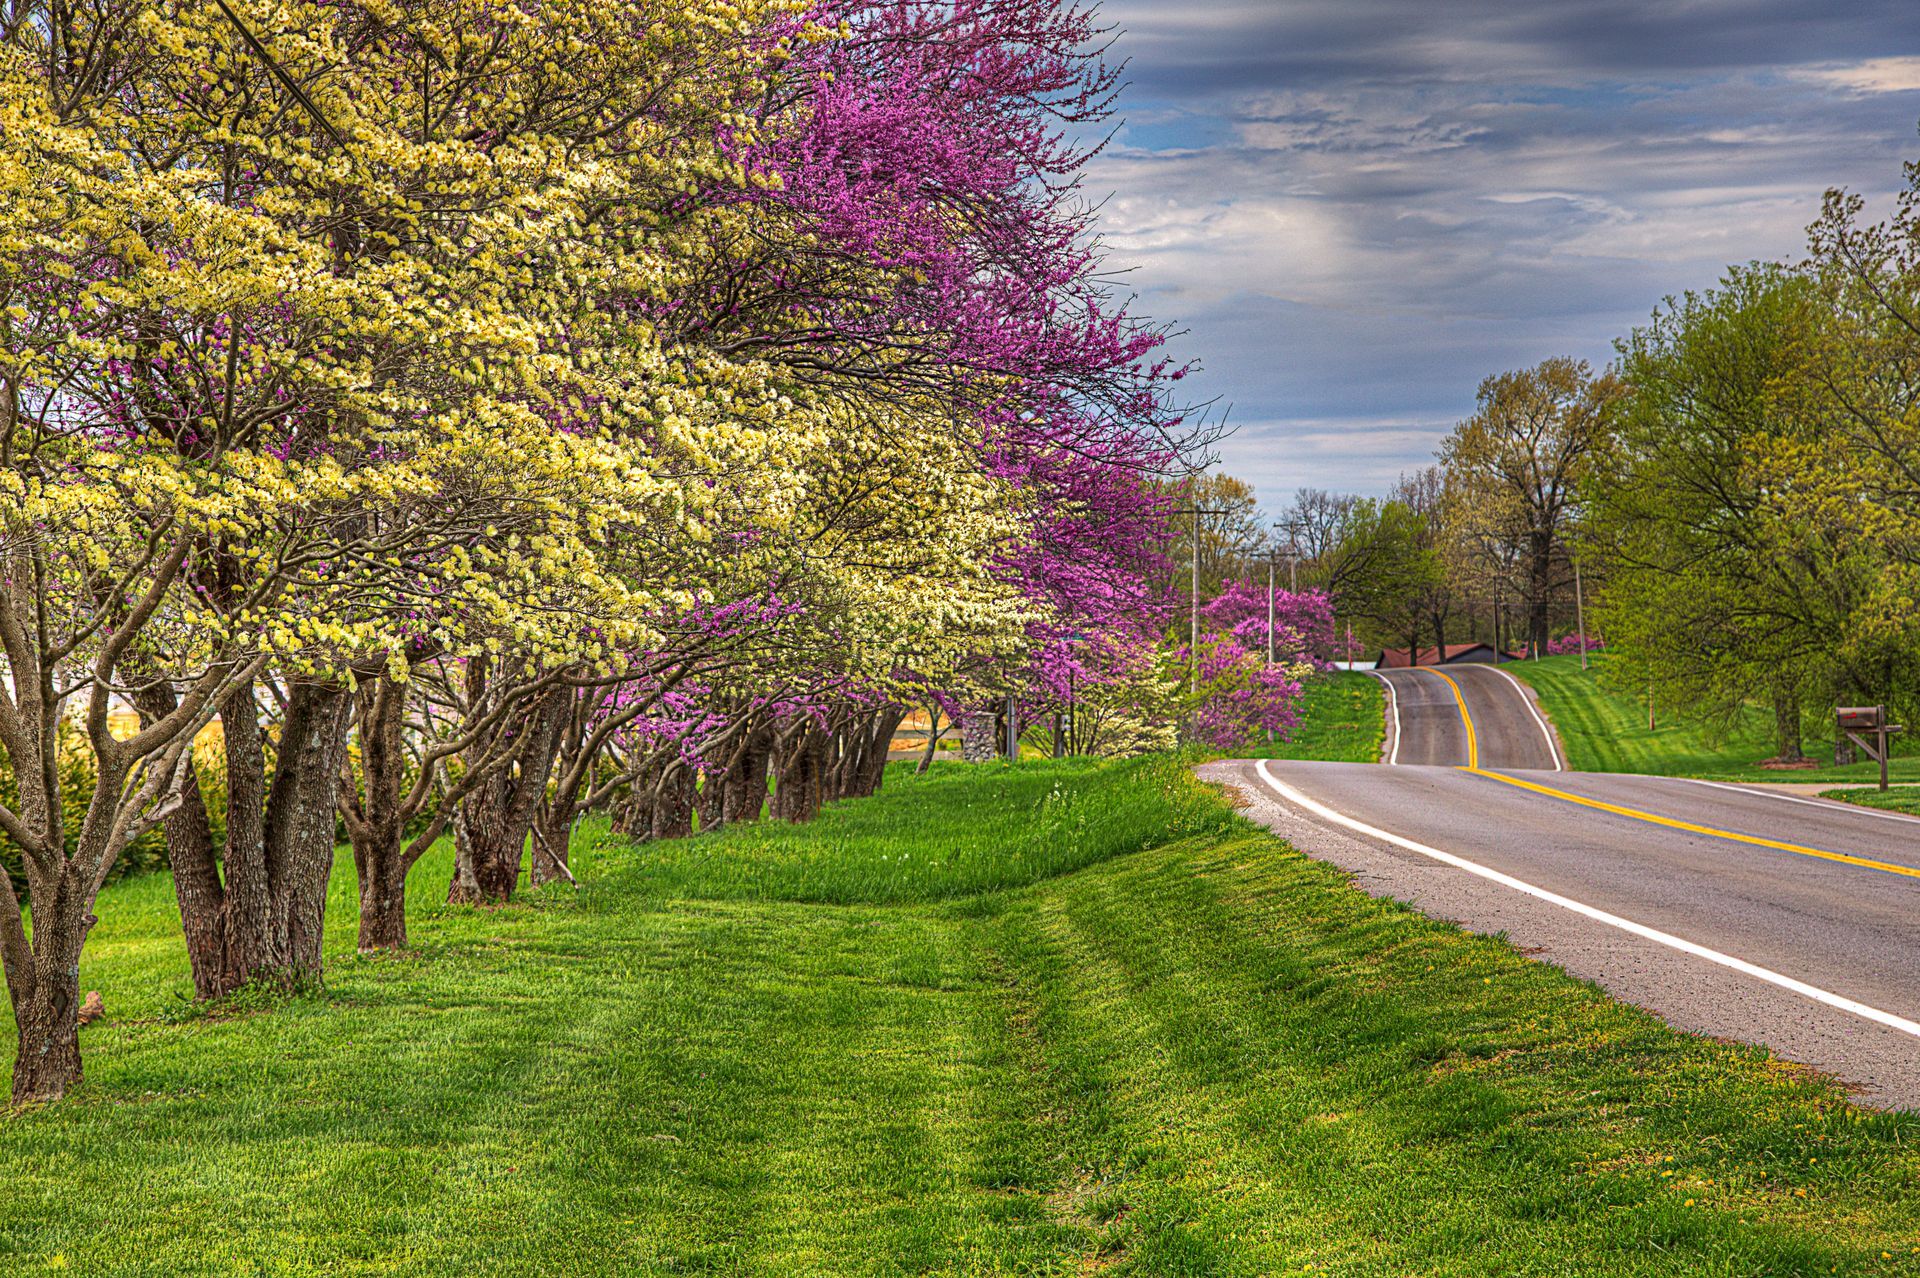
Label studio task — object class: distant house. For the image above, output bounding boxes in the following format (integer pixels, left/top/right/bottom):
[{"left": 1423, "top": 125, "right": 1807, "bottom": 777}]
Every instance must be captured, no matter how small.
[{"left": 1373, "top": 642, "right": 1523, "bottom": 669}]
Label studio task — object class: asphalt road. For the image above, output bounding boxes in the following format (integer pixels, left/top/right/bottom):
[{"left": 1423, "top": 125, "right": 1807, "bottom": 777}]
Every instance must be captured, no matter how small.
[
  {"left": 1372, "top": 663, "right": 1562, "bottom": 770},
  {"left": 1205, "top": 663, "right": 1920, "bottom": 1107}
]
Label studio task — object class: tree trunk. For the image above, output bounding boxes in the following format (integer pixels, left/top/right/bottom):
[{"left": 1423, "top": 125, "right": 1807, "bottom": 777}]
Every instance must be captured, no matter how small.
[
  {"left": 918, "top": 705, "right": 944, "bottom": 774},
  {"left": 849, "top": 707, "right": 905, "bottom": 798},
  {"left": 770, "top": 727, "right": 826, "bottom": 823},
  {"left": 9, "top": 881, "right": 89, "bottom": 1104},
  {"left": 612, "top": 787, "right": 654, "bottom": 838},
  {"left": 528, "top": 806, "right": 574, "bottom": 887},
  {"left": 135, "top": 680, "right": 347, "bottom": 996},
  {"left": 354, "top": 844, "right": 408, "bottom": 949},
  {"left": 1527, "top": 529, "right": 1554, "bottom": 656},
  {"left": 268, "top": 684, "right": 353, "bottom": 973},
  {"left": 528, "top": 688, "right": 585, "bottom": 887},
  {"left": 448, "top": 792, "right": 526, "bottom": 905},
  {"left": 723, "top": 730, "right": 772, "bottom": 824},
  {"left": 152, "top": 760, "right": 237, "bottom": 998},
  {"left": 342, "top": 676, "right": 416, "bottom": 952},
  {"left": 650, "top": 764, "right": 696, "bottom": 840},
  {"left": 611, "top": 754, "right": 662, "bottom": 838},
  {"left": 448, "top": 691, "right": 568, "bottom": 907},
  {"left": 692, "top": 763, "right": 725, "bottom": 834},
  {"left": 1772, "top": 687, "right": 1807, "bottom": 763},
  {"left": 1428, "top": 605, "right": 1452, "bottom": 661},
  {"left": 826, "top": 714, "right": 864, "bottom": 802}
]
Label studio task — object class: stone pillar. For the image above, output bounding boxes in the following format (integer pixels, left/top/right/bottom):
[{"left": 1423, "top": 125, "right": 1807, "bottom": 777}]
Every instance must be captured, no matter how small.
[{"left": 960, "top": 705, "right": 1000, "bottom": 763}]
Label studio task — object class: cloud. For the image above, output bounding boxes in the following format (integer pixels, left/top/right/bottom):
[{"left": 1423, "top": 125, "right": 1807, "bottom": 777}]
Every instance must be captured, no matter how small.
[
  {"left": 1224, "top": 417, "right": 1454, "bottom": 496},
  {"left": 1101, "top": 1, "right": 1920, "bottom": 96},
  {"left": 1797, "top": 57, "right": 1920, "bottom": 95},
  {"left": 1080, "top": 2, "right": 1920, "bottom": 503}
]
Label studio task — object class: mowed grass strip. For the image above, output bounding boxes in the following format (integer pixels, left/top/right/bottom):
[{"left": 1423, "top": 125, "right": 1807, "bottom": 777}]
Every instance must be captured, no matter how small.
[
  {"left": 618, "top": 752, "right": 1231, "bottom": 903},
  {"left": 1828, "top": 786, "right": 1920, "bottom": 818},
  {"left": 1240, "top": 670, "right": 1386, "bottom": 764},
  {"left": 2, "top": 753, "right": 1918, "bottom": 1274},
  {"left": 1506, "top": 655, "right": 1920, "bottom": 784}
]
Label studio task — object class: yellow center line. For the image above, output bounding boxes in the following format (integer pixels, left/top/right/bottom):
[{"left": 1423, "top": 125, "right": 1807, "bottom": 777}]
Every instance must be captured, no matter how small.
[
  {"left": 1426, "top": 667, "right": 1478, "bottom": 769},
  {"left": 1463, "top": 766, "right": 1920, "bottom": 881}
]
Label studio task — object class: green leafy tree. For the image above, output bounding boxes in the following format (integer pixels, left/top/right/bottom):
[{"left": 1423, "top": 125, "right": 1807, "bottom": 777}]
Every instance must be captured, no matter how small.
[
  {"left": 1443, "top": 359, "right": 1621, "bottom": 655},
  {"left": 1588, "top": 266, "right": 1853, "bottom": 760},
  {"left": 1328, "top": 499, "right": 1441, "bottom": 661}
]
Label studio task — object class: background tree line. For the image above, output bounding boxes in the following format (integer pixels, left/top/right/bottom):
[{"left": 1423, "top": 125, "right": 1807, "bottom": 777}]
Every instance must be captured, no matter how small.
[{"left": 1226, "top": 155, "right": 1920, "bottom": 765}]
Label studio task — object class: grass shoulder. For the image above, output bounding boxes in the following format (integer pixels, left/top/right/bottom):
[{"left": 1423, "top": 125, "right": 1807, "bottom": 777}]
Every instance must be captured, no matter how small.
[
  {"left": 610, "top": 752, "right": 1232, "bottom": 905},
  {"left": 1824, "top": 785, "right": 1920, "bottom": 818},
  {"left": 1504, "top": 655, "right": 1920, "bottom": 783}
]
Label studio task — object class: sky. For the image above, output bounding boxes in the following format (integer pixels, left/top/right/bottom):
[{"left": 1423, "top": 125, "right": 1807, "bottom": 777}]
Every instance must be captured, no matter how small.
[{"left": 1086, "top": 1, "right": 1920, "bottom": 505}]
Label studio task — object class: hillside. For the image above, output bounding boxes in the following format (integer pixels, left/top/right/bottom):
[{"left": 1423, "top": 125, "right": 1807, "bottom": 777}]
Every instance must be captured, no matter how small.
[{"left": 1505, "top": 656, "right": 1920, "bottom": 784}]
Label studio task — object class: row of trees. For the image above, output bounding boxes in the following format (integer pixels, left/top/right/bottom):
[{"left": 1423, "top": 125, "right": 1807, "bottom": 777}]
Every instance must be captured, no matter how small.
[
  {"left": 0, "top": 0, "right": 1242, "bottom": 1102},
  {"left": 1587, "top": 181, "right": 1920, "bottom": 761}
]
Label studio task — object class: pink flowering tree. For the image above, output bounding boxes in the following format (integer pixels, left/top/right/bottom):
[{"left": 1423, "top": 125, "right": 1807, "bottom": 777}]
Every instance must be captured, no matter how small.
[
  {"left": 1200, "top": 582, "right": 1339, "bottom": 670},
  {"left": 1180, "top": 634, "right": 1310, "bottom": 750},
  {"left": 650, "top": 0, "right": 1207, "bottom": 758},
  {"left": 1547, "top": 633, "right": 1606, "bottom": 656}
]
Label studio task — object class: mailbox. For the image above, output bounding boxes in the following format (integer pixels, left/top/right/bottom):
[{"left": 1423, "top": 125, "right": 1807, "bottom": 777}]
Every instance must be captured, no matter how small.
[{"left": 1836, "top": 704, "right": 1904, "bottom": 791}]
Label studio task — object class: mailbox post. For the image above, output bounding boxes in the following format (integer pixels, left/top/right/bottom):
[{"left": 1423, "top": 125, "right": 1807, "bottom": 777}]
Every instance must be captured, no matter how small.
[{"left": 1837, "top": 706, "right": 1905, "bottom": 793}]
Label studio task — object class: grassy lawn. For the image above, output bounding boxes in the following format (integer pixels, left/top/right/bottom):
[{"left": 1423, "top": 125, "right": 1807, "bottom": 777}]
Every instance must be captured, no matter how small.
[
  {"left": 6, "top": 754, "right": 1920, "bottom": 1274},
  {"left": 1505, "top": 655, "right": 1920, "bottom": 784},
  {"left": 1241, "top": 669, "right": 1385, "bottom": 763},
  {"left": 1826, "top": 786, "right": 1920, "bottom": 818}
]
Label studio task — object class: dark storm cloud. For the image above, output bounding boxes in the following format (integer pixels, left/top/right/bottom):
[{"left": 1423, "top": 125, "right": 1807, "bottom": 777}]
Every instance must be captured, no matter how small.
[{"left": 1085, "top": 2, "right": 1920, "bottom": 501}]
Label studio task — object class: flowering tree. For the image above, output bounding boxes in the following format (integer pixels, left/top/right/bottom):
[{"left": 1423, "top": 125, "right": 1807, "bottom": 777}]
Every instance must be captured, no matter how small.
[
  {"left": 0, "top": 0, "right": 1205, "bottom": 1102},
  {"left": 1182, "top": 635, "right": 1310, "bottom": 750},
  {"left": 0, "top": 0, "right": 812, "bottom": 1092},
  {"left": 1546, "top": 633, "right": 1605, "bottom": 657},
  {"left": 1200, "top": 582, "right": 1339, "bottom": 669}
]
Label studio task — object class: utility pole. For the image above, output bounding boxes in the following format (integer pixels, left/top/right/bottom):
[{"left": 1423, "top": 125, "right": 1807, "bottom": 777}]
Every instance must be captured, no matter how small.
[
  {"left": 1059, "top": 631, "right": 1087, "bottom": 757},
  {"left": 1067, "top": 664, "right": 1076, "bottom": 755},
  {"left": 1169, "top": 504, "right": 1224, "bottom": 684},
  {"left": 1192, "top": 505, "right": 1200, "bottom": 676},
  {"left": 1574, "top": 559, "right": 1589, "bottom": 671},
  {"left": 1265, "top": 554, "right": 1276, "bottom": 665}
]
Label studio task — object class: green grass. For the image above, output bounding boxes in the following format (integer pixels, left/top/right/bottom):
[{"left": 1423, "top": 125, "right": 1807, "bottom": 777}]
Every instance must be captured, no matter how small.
[
  {"left": 6, "top": 754, "right": 1920, "bottom": 1274},
  {"left": 1506, "top": 655, "right": 1920, "bottom": 783},
  {"left": 1826, "top": 786, "right": 1920, "bottom": 817},
  {"left": 624, "top": 753, "right": 1228, "bottom": 903},
  {"left": 1242, "top": 670, "right": 1385, "bottom": 763}
]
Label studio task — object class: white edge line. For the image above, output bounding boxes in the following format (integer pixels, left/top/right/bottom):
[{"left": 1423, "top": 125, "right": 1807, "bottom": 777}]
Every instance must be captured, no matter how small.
[
  {"left": 1367, "top": 671, "right": 1402, "bottom": 766},
  {"left": 1253, "top": 759, "right": 1920, "bottom": 1041},
  {"left": 1481, "top": 664, "right": 1563, "bottom": 772},
  {"left": 1677, "top": 776, "right": 1920, "bottom": 827}
]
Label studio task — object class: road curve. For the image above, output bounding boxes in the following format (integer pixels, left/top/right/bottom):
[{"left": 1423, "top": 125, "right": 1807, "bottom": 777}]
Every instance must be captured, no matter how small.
[
  {"left": 1372, "top": 663, "right": 1562, "bottom": 771},
  {"left": 1206, "top": 758, "right": 1920, "bottom": 1107},
  {"left": 1206, "top": 662, "right": 1920, "bottom": 1107}
]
